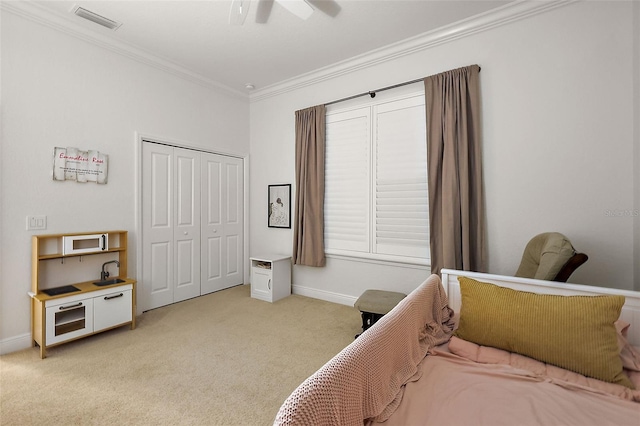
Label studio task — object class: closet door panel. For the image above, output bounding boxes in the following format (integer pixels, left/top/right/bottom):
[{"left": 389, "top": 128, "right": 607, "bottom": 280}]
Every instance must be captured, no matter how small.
[
  {"left": 203, "top": 235, "right": 222, "bottom": 296},
  {"left": 201, "top": 154, "right": 225, "bottom": 294},
  {"left": 173, "top": 148, "right": 201, "bottom": 302},
  {"left": 222, "top": 158, "right": 244, "bottom": 287},
  {"left": 150, "top": 242, "right": 171, "bottom": 294},
  {"left": 226, "top": 234, "right": 240, "bottom": 276},
  {"left": 142, "top": 143, "right": 174, "bottom": 310}
]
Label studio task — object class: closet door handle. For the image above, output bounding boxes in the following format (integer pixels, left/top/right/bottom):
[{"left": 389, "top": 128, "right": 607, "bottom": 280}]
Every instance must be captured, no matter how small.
[
  {"left": 59, "top": 302, "right": 83, "bottom": 311},
  {"left": 104, "top": 293, "right": 124, "bottom": 300}
]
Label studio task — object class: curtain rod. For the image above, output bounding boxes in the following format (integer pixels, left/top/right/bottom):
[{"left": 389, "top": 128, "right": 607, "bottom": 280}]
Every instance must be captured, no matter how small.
[
  {"left": 324, "top": 78, "right": 423, "bottom": 106},
  {"left": 324, "top": 65, "right": 481, "bottom": 107}
]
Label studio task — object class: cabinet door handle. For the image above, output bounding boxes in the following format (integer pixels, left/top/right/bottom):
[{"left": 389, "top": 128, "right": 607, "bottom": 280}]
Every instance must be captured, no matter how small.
[
  {"left": 59, "top": 302, "right": 83, "bottom": 311},
  {"left": 104, "top": 293, "right": 124, "bottom": 300},
  {"left": 268, "top": 279, "right": 271, "bottom": 290}
]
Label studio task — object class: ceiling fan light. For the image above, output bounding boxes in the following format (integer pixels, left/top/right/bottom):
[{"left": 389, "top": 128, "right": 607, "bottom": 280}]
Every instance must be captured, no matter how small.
[{"left": 275, "top": 0, "right": 314, "bottom": 20}]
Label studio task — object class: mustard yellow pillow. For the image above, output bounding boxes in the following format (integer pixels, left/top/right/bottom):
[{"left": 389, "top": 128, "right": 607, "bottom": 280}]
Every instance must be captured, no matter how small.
[{"left": 454, "top": 277, "right": 632, "bottom": 388}]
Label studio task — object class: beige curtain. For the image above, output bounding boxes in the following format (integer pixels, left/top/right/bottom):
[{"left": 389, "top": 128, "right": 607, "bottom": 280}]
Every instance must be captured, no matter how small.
[
  {"left": 292, "top": 105, "right": 326, "bottom": 266},
  {"left": 424, "top": 65, "right": 486, "bottom": 275}
]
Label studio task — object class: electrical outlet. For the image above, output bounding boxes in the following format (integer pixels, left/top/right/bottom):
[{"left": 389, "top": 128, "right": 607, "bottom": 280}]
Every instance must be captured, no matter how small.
[{"left": 26, "top": 215, "right": 47, "bottom": 230}]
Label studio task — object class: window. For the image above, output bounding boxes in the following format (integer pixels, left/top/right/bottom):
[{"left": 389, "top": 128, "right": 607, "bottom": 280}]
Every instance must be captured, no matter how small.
[{"left": 324, "top": 88, "right": 429, "bottom": 264}]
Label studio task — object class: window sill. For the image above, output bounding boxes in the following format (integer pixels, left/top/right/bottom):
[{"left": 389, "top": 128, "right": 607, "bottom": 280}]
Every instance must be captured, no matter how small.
[{"left": 325, "top": 252, "right": 430, "bottom": 270}]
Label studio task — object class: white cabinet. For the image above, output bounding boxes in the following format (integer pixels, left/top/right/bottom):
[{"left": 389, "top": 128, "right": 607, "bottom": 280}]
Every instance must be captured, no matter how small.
[
  {"left": 250, "top": 255, "right": 291, "bottom": 302},
  {"left": 44, "top": 285, "right": 133, "bottom": 345},
  {"left": 46, "top": 297, "right": 94, "bottom": 345},
  {"left": 94, "top": 288, "right": 133, "bottom": 332},
  {"left": 251, "top": 267, "right": 272, "bottom": 298}
]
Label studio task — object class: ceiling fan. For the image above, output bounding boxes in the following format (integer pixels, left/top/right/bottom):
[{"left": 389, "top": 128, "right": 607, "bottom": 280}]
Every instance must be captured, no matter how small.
[{"left": 229, "top": 0, "right": 316, "bottom": 25}]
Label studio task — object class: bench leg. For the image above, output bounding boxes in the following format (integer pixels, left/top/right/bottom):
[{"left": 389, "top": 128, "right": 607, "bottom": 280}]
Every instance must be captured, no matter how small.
[{"left": 355, "top": 311, "right": 385, "bottom": 338}]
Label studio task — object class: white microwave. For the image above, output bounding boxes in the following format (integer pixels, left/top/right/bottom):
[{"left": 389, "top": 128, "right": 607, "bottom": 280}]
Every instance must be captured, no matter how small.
[{"left": 62, "top": 233, "right": 108, "bottom": 255}]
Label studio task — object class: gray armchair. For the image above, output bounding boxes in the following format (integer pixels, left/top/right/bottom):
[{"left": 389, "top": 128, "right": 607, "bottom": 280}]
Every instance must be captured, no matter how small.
[{"left": 515, "top": 232, "right": 588, "bottom": 282}]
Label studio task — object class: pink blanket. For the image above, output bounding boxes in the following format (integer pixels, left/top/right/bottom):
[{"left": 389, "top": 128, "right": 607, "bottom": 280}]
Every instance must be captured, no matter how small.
[
  {"left": 448, "top": 336, "right": 640, "bottom": 402},
  {"left": 370, "top": 348, "right": 640, "bottom": 426},
  {"left": 274, "top": 275, "right": 455, "bottom": 425}
]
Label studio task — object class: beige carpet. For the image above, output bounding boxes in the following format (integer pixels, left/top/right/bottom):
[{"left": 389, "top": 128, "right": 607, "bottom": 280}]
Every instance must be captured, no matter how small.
[{"left": 1, "top": 285, "right": 361, "bottom": 425}]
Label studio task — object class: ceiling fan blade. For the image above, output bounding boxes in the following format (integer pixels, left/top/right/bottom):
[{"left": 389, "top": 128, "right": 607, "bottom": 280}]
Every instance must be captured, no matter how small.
[
  {"left": 307, "top": 0, "right": 341, "bottom": 18},
  {"left": 229, "top": 0, "right": 251, "bottom": 25},
  {"left": 275, "top": 0, "right": 314, "bottom": 20},
  {"left": 255, "top": 0, "right": 274, "bottom": 24}
]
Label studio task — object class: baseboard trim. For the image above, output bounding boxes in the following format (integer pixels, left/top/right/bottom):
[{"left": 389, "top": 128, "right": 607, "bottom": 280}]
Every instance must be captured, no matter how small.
[
  {"left": 292, "top": 284, "right": 357, "bottom": 307},
  {"left": 0, "top": 333, "right": 32, "bottom": 355}
]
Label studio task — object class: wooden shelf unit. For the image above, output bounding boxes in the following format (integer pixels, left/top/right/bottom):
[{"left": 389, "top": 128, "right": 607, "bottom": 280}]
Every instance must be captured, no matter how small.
[{"left": 30, "top": 230, "right": 136, "bottom": 358}]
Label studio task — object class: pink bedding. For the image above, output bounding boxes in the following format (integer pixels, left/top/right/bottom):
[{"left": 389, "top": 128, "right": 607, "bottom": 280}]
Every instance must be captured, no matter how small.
[
  {"left": 274, "top": 275, "right": 455, "bottom": 425},
  {"left": 448, "top": 335, "right": 640, "bottom": 402},
  {"left": 275, "top": 274, "right": 640, "bottom": 425},
  {"left": 368, "top": 348, "right": 640, "bottom": 426}
]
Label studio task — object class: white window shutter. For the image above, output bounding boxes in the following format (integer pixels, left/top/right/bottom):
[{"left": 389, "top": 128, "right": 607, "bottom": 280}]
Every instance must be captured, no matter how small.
[
  {"left": 374, "top": 96, "right": 429, "bottom": 259},
  {"left": 324, "top": 108, "right": 370, "bottom": 253}
]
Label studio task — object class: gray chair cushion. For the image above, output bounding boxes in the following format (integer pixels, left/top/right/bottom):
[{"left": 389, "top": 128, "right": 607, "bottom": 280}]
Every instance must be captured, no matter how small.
[{"left": 354, "top": 290, "right": 406, "bottom": 315}]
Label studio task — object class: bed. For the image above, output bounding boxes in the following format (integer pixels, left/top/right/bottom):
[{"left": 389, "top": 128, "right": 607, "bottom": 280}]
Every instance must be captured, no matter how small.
[{"left": 274, "top": 269, "right": 640, "bottom": 425}]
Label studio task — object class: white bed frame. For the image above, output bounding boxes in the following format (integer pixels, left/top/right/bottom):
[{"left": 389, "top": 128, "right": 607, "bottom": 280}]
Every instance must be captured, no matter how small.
[{"left": 441, "top": 269, "right": 640, "bottom": 346}]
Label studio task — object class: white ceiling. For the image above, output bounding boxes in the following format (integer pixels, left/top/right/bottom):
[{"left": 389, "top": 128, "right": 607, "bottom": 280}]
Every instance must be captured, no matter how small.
[{"left": 28, "top": 0, "right": 513, "bottom": 94}]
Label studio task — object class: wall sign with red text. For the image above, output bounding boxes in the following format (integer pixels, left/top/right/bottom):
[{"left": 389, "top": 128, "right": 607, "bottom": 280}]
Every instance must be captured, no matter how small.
[{"left": 53, "top": 147, "right": 109, "bottom": 184}]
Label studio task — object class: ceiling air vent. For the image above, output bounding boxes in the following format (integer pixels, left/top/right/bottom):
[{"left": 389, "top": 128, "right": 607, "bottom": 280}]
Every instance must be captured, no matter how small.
[{"left": 72, "top": 5, "right": 122, "bottom": 30}]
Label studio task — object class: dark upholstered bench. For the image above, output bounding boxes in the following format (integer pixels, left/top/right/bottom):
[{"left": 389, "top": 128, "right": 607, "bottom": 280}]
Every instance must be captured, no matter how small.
[{"left": 354, "top": 289, "right": 406, "bottom": 337}]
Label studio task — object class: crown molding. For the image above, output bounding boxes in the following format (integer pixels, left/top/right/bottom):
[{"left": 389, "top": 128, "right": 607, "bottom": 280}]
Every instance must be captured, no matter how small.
[
  {"left": 250, "top": 0, "right": 577, "bottom": 102},
  {"left": 1, "top": 0, "right": 248, "bottom": 100},
  {"left": 2, "top": 0, "right": 576, "bottom": 103}
]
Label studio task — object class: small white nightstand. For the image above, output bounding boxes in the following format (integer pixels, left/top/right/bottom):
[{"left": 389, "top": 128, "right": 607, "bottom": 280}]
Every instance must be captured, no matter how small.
[{"left": 250, "top": 255, "right": 292, "bottom": 302}]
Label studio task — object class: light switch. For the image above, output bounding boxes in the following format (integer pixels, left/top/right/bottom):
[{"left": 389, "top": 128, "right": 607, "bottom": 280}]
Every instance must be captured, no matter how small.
[{"left": 26, "top": 215, "right": 47, "bottom": 230}]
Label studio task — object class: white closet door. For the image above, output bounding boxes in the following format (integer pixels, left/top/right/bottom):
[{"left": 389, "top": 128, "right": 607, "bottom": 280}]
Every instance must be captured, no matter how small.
[
  {"left": 201, "top": 152, "right": 244, "bottom": 294},
  {"left": 142, "top": 143, "right": 175, "bottom": 309},
  {"left": 222, "top": 156, "right": 244, "bottom": 288},
  {"left": 173, "top": 147, "right": 201, "bottom": 302},
  {"left": 143, "top": 142, "right": 243, "bottom": 310}
]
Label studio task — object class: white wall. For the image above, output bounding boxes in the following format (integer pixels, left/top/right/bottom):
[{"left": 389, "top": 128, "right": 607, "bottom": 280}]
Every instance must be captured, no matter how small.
[
  {"left": 250, "top": 0, "right": 639, "bottom": 303},
  {"left": 0, "top": 11, "right": 249, "bottom": 352}
]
